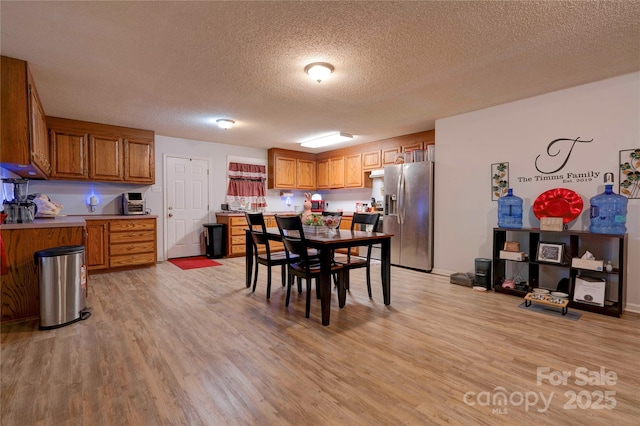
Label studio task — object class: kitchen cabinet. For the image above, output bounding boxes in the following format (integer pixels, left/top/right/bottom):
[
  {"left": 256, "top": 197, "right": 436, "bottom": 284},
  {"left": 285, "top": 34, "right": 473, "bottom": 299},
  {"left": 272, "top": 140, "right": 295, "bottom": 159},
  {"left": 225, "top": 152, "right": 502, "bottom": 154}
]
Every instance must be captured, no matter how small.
[
  {"left": 109, "top": 218, "right": 157, "bottom": 268},
  {"left": 316, "top": 160, "right": 330, "bottom": 189},
  {"left": 492, "top": 227, "right": 627, "bottom": 317},
  {"left": 50, "top": 128, "right": 89, "bottom": 179},
  {"left": 47, "top": 117, "right": 155, "bottom": 184},
  {"left": 381, "top": 148, "right": 400, "bottom": 166},
  {"left": 267, "top": 148, "right": 316, "bottom": 190},
  {"left": 90, "top": 134, "right": 124, "bottom": 181},
  {"left": 401, "top": 142, "right": 423, "bottom": 152},
  {"left": 344, "top": 153, "right": 363, "bottom": 188},
  {"left": 124, "top": 138, "right": 155, "bottom": 184},
  {"left": 85, "top": 220, "right": 109, "bottom": 271},
  {"left": 0, "top": 56, "right": 51, "bottom": 179},
  {"left": 362, "top": 150, "right": 382, "bottom": 170},
  {"left": 1, "top": 221, "right": 85, "bottom": 323},
  {"left": 216, "top": 213, "right": 285, "bottom": 258},
  {"left": 329, "top": 157, "right": 345, "bottom": 188},
  {"left": 85, "top": 217, "right": 157, "bottom": 272},
  {"left": 296, "top": 159, "right": 317, "bottom": 190}
]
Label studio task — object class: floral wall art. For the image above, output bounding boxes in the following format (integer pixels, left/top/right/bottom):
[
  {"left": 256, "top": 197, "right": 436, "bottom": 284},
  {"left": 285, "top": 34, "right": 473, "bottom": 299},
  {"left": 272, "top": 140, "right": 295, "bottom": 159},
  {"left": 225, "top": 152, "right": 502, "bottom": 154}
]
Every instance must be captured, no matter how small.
[
  {"left": 619, "top": 149, "right": 640, "bottom": 199},
  {"left": 491, "top": 162, "right": 509, "bottom": 201}
]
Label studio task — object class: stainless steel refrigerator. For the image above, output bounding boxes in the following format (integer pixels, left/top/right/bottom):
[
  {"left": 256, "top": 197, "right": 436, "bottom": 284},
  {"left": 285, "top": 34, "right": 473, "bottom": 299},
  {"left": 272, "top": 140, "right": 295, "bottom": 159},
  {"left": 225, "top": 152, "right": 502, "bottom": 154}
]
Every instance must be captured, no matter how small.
[{"left": 383, "top": 161, "right": 434, "bottom": 271}]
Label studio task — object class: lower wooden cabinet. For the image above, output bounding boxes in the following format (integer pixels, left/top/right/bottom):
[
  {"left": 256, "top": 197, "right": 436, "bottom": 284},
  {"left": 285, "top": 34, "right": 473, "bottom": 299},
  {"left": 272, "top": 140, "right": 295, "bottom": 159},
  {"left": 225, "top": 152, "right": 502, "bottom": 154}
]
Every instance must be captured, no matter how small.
[
  {"left": 85, "top": 217, "right": 157, "bottom": 272},
  {"left": 86, "top": 220, "right": 109, "bottom": 270},
  {"left": 1, "top": 225, "right": 85, "bottom": 323},
  {"left": 216, "top": 214, "right": 285, "bottom": 258}
]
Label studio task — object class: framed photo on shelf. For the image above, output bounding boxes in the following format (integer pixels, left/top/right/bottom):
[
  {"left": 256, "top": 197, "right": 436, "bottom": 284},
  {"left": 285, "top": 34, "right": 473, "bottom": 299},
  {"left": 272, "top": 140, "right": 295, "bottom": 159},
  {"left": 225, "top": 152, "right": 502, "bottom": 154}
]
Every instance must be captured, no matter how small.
[{"left": 536, "top": 242, "right": 564, "bottom": 264}]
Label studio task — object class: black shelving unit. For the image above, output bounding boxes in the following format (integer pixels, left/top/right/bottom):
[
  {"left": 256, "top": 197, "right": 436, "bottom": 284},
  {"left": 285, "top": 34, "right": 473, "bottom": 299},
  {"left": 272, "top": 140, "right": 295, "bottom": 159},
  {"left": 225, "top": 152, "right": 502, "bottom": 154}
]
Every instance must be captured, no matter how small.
[{"left": 492, "top": 227, "right": 627, "bottom": 317}]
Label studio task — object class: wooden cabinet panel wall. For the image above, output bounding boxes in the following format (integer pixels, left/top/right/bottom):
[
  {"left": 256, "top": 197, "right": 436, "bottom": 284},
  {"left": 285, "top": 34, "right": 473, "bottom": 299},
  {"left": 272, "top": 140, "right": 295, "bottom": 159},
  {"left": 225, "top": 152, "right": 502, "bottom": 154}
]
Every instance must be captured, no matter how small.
[
  {"left": 47, "top": 117, "right": 155, "bottom": 184},
  {"left": 0, "top": 56, "right": 51, "bottom": 178},
  {"left": 1, "top": 226, "right": 85, "bottom": 323}
]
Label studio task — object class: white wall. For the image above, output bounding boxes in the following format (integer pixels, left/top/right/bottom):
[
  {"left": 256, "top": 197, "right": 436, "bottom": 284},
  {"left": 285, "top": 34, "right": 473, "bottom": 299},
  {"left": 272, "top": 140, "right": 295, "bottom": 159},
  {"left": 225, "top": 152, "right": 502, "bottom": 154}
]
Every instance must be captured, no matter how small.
[{"left": 434, "top": 72, "right": 640, "bottom": 311}]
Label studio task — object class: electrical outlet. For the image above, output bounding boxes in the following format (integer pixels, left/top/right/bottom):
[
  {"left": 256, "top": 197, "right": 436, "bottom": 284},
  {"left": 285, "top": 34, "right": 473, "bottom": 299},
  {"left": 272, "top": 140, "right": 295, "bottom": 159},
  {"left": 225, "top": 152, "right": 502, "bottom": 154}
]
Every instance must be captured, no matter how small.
[{"left": 152, "top": 185, "right": 162, "bottom": 193}]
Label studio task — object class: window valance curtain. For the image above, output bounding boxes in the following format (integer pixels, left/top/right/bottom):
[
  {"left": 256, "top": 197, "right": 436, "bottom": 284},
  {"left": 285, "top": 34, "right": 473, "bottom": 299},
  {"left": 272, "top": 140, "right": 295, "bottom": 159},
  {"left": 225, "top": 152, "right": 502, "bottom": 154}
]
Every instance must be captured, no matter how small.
[{"left": 226, "top": 162, "right": 267, "bottom": 210}]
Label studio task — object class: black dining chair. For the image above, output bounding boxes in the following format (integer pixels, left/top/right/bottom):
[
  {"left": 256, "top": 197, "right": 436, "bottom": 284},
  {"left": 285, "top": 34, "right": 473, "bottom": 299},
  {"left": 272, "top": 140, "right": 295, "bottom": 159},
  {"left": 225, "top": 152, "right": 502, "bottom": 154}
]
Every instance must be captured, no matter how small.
[
  {"left": 245, "top": 212, "right": 293, "bottom": 299},
  {"left": 274, "top": 214, "right": 345, "bottom": 318},
  {"left": 334, "top": 213, "right": 381, "bottom": 298}
]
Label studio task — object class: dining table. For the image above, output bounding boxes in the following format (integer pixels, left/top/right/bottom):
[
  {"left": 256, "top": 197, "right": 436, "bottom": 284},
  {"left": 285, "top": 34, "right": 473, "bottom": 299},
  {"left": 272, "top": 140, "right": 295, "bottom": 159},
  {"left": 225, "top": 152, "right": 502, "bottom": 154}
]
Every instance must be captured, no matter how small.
[{"left": 245, "top": 227, "right": 393, "bottom": 326}]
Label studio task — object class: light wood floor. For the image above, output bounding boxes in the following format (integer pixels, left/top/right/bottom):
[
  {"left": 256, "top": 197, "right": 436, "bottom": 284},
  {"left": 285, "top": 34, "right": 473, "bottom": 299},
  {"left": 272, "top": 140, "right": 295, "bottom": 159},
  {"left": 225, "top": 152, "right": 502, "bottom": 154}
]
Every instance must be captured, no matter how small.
[{"left": 2, "top": 257, "right": 639, "bottom": 425}]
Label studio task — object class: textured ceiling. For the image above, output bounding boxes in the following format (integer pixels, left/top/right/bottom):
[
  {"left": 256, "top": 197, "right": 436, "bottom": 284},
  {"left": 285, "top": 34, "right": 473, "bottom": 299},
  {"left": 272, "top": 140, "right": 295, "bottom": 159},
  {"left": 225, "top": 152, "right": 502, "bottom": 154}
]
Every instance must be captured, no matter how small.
[{"left": 1, "top": 1, "right": 639, "bottom": 153}]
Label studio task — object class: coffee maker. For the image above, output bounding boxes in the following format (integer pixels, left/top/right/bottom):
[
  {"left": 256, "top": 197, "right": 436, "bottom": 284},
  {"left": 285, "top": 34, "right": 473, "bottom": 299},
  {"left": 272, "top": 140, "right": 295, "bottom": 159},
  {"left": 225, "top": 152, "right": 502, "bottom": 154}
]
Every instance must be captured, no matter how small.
[{"left": 2, "top": 178, "right": 36, "bottom": 223}]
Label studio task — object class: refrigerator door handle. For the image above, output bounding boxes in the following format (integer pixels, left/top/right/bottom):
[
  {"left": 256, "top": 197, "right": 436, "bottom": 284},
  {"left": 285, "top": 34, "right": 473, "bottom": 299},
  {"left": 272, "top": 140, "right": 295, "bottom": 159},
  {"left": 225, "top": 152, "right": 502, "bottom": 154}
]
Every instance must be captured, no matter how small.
[{"left": 398, "top": 172, "right": 405, "bottom": 225}]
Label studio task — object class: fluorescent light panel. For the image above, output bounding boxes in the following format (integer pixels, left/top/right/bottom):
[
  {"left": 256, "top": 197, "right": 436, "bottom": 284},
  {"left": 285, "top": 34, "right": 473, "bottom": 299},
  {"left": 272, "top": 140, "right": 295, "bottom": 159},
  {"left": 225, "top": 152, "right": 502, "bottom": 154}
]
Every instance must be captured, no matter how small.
[{"left": 300, "top": 132, "right": 353, "bottom": 148}]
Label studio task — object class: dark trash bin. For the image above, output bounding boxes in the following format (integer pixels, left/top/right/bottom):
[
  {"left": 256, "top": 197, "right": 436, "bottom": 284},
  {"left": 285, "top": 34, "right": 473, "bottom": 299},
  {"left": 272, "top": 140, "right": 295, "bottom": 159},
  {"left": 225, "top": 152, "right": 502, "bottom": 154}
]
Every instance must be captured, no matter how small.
[
  {"left": 203, "top": 223, "right": 225, "bottom": 258},
  {"left": 34, "top": 245, "right": 92, "bottom": 330}
]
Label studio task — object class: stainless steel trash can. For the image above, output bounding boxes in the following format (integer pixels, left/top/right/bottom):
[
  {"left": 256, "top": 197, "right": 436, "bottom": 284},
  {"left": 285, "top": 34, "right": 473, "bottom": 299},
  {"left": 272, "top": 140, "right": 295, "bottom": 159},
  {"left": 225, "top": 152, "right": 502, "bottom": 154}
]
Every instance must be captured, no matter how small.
[{"left": 34, "top": 245, "right": 91, "bottom": 329}]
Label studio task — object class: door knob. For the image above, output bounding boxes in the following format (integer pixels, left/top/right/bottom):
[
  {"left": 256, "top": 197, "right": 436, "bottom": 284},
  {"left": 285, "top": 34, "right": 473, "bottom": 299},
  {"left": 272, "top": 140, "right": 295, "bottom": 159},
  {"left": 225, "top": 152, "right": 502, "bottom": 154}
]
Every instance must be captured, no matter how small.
[{"left": 168, "top": 213, "right": 173, "bottom": 217}]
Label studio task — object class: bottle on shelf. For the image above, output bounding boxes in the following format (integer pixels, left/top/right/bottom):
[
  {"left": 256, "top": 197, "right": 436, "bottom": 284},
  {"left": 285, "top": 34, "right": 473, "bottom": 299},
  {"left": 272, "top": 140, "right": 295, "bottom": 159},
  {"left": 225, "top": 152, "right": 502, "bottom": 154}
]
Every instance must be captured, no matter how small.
[
  {"left": 589, "top": 184, "right": 627, "bottom": 235},
  {"left": 498, "top": 188, "right": 523, "bottom": 229}
]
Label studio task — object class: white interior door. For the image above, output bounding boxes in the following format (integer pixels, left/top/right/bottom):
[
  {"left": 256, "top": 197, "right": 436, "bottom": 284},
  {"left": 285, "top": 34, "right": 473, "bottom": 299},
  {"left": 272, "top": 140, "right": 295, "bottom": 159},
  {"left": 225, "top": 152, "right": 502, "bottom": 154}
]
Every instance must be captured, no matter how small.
[{"left": 166, "top": 156, "right": 209, "bottom": 259}]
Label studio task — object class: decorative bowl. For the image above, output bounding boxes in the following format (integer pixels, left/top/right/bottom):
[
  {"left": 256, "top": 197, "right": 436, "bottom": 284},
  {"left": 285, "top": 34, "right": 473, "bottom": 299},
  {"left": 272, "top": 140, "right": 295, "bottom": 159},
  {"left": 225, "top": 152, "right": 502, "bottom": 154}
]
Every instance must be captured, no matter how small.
[
  {"left": 321, "top": 215, "right": 341, "bottom": 235},
  {"left": 321, "top": 215, "right": 341, "bottom": 229}
]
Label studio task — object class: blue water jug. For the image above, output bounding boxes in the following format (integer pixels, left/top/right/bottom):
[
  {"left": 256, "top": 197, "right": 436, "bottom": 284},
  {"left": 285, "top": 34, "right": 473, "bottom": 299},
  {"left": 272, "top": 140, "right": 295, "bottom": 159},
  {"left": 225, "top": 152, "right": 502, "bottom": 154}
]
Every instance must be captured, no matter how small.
[
  {"left": 589, "top": 184, "right": 627, "bottom": 234},
  {"left": 498, "top": 188, "right": 523, "bottom": 228}
]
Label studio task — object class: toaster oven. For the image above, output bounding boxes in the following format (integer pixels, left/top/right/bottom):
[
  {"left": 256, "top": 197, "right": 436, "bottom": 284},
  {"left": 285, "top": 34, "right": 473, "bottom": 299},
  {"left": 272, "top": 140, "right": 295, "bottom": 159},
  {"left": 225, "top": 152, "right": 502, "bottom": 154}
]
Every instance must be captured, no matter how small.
[{"left": 122, "top": 192, "right": 145, "bottom": 215}]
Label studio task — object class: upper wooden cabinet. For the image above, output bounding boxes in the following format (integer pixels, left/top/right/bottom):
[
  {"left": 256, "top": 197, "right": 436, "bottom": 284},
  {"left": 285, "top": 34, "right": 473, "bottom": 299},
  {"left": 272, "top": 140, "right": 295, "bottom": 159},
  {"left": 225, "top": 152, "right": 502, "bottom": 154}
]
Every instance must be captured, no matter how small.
[
  {"left": 124, "top": 138, "right": 155, "bottom": 184},
  {"left": 362, "top": 150, "right": 382, "bottom": 170},
  {"left": 0, "top": 56, "right": 51, "bottom": 178},
  {"left": 296, "top": 159, "right": 317, "bottom": 190},
  {"left": 316, "top": 159, "right": 330, "bottom": 189},
  {"left": 268, "top": 130, "right": 434, "bottom": 190},
  {"left": 329, "top": 157, "right": 345, "bottom": 189},
  {"left": 90, "top": 134, "right": 124, "bottom": 181},
  {"left": 344, "top": 154, "right": 363, "bottom": 188},
  {"left": 50, "top": 128, "right": 89, "bottom": 179},
  {"left": 381, "top": 148, "right": 400, "bottom": 166},
  {"left": 267, "top": 148, "right": 316, "bottom": 190},
  {"left": 47, "top": 117, "right": 155, "bottom": 184}
]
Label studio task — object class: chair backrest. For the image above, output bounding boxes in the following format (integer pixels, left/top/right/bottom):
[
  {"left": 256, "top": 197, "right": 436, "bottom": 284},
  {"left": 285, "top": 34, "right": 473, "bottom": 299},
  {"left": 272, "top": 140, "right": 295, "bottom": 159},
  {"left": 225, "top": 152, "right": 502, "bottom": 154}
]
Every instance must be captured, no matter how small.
[
  {"left": 321, "top": 211, "right": 343, "bottom": 227},
  {"left": 351, "top": 213, "right": 380, "bottom": 231},
  {"left": 245, "top": 212, "right": 269, "bottom": 249},
  {"left": 274, "top": 215, "right": 313, "bottom": 266}
]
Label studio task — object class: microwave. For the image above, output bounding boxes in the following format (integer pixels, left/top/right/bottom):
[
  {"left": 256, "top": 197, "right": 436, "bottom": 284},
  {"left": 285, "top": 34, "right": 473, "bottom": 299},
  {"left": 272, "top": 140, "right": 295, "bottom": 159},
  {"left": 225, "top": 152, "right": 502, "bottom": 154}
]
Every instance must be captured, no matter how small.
[
  {"left": 311, "top": 200, "right": 326, "bottom": 212},
  {"left": 122, "top": 192, "right": 145, "bottom": 215}
]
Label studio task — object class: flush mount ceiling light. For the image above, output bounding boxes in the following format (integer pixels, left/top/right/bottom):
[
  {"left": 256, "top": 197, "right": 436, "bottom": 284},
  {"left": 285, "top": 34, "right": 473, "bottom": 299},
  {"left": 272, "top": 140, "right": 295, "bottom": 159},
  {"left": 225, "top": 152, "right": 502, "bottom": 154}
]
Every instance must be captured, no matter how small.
[
  {"left": 304, "top": 62, "right": 334, "bottom": 83},
  {"left": 216, "top": 119, "right": 235, "bottom": 130},
  {"left": 300, "top": 132, "right": 353, "bottom": 148}
]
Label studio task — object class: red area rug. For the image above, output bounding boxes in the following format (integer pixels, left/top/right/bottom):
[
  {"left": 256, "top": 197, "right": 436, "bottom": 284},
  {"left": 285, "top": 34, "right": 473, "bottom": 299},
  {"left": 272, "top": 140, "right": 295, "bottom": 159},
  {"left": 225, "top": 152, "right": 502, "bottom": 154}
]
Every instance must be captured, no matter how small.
[{"left": 168, "top": 256, "right": 222, "bottom": 270}]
